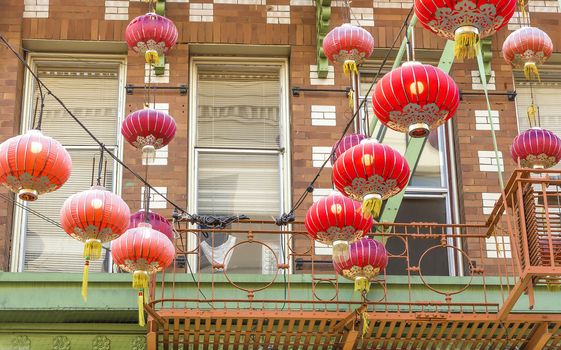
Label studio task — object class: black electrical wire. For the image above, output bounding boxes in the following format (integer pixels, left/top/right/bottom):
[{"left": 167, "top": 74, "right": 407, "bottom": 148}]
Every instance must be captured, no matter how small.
[
  {"left": 0, "top": 35, "right": 187, "bottom": 215},
  {"left": 0, "top": 193, "right": 62, "bottom": 229},
  {"left": 276, "top": 6, "right": 414, "bottom": 224}
]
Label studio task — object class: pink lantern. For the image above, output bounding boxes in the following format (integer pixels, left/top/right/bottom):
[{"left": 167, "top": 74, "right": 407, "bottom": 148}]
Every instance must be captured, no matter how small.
[
  {"left": 125, "top": 12, "right": 178, "bottom": 63},
  {"left": 121, "top": 108, "right": 177, "bottom": 156},
  {"left": 511, "top": 128, "right": 561, "bottom": 169},
  {"left": 333, "top": 237, "right": 388, "bottom": 292},
  {"left": 322, "top": 23, "right": 375, "bottom": 75},
  {"left": 331, "top": 134, "right": 367, "bottom": 165},
  {"left": 129, "top": 209, "right": 174, "bottom": 242},
  {"left": 502, "top": 27, "right": 553, "bottom": 81}
]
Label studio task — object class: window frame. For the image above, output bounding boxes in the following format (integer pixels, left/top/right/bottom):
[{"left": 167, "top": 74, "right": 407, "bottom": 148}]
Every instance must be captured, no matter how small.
[
  {"left": 10, "top": 53, "right": 127, "bottom": 272},
  {"left": 187, "top": 56, "right": 292, "bottom": 271}
]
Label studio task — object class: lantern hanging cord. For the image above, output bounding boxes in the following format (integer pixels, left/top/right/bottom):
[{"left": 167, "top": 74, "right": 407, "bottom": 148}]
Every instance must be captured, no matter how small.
[
  {"left": 0, "top": 34, "right": 188, "bottom": 215},
  {"left": 275, "top": 6, "right": 414, "bottom": 225}
]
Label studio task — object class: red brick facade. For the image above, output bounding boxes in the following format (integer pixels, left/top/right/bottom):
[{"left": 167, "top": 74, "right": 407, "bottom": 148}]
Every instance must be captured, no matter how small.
[{"left": 2, "top": 0, "right": 561, "bottom": 270}]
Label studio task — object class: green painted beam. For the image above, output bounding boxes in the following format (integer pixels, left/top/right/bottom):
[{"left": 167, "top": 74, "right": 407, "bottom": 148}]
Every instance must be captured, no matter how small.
[
  {"left": 154, "top": 1, "right": 166, "bottom": 76},
  {"left": 155, "top": 0, "right": 166, "bottom": 15},
  {"left": 369, "top": 15, "right": 418, "bottom": 138},
  {"left": 378, "top": 40, "right": 456, "bottom": 224},
  {"left": 315, "top": 0, "right": 331, "bottom": 78}
]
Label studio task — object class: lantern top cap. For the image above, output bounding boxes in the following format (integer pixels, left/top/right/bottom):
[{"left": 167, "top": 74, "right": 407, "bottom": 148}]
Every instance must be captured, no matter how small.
[
  {"left": 401, "top": 61, "right": 423, "bottom": 67},
  {"left": 359, "top": 138, "right": 379, "bottom": 145},
  {"left": 26, "top": 129, "right": 43, "bottom": 136},
  {"left": 137, "top": 222, "right": 153, "bottom": 229},
  {"left": 90, "top": 185, "right": 107, "bottom": 191}
]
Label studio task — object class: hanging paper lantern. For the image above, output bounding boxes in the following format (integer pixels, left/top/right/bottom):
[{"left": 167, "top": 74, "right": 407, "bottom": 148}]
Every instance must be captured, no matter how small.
[
  {"left": 333, "top": 237, "right": 388, "bottom": 292},
  {"left": 510, "top": 128, "right": 561, "bottom": 169},
  {"left": 322, "top": 23, "right": 375, "bottom": 75},
  {"left": 60, "top": 185, "right": 131, "bottom": 300},
  {"left": 502, "top": 27, "right": 553, "bottom": 81},
  {"left": 332, "top": 140, "right": 410, "bottom": 218},
  {"left": 0, "top": 129, "right": 71, "bottom": 201},
  {"left": 305, "top": 193, "right": 373, "bottom": 256},
  {"left": 111, "top": 223, "right": 175, "bottom": 326},
  {"left": 129, "top": 209, "right": 174, "bottom": 242},
  {"left": 331, "top": 133, "right": 367, "bottom": 165},
  {"left": 414, "top": 0, "right": 516, "bottom": 58},
  {"left": 125, "top": 12, "right": 179, "bottom": 63},
  {"left": 372, "top": 61, "right": 460, "bottom": 137},
  {"left": 121, "top": 108, "right": 177, "bottom": 157}
]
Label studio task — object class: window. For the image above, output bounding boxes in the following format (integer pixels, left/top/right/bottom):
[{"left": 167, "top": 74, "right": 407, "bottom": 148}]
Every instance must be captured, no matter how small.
[
  {"left": 357, "top": 55, "right": 458, "bottom": 275},
  {"left": 189, "top": 58, "right": 290, "bottom": 273},
  {"left": 11, "top": 56, "right": 125, "bottom": 272}
]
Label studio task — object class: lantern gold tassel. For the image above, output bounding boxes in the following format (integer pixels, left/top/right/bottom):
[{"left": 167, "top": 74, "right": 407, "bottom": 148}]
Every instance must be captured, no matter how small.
[
  {"left": 546, "top": 277, "right": 561, "bottom": 292},
  {"left": 361, "top": 310, "right": 369, "bottom": 338},
  {"left": 343, "top": 60, "right": 359, "bottom": 76},
  {"left": 519, "top": 0, "right": 527, "bottom": 18},
  {"left": 347, "top": 90, "right": 355, "bottom": 110},
  {"left": 454, "top": 26, "right": 480, "bottom": 59},
  {"left": 527, "top": 104, "right": 538, "bottom": 127},
  {"left": 133, "top": 270, "right": 149, "bottom": 290},
  {"left": 142, "top": 145, "right": 157, "bottom": 161},
  {"left": 138, "top": 290, "right": 146, "bottom": 327},
  {"left": 524, "top": 62, "right": 541, "bottom": 81},
  {"left": 83, "top": 239, "right": 102, "bottom": 261},
  {"left": 362, "top": 194, "right": 382, "bottom": 219},
  {"left": 354, "top": 276, "right": 371, "bottom": 293},
  {"left": 82, "top": 260, "right": 89, "bottom": 302},
  {"left": 144, "top": 50, "right": 160, "bottom": 65}
]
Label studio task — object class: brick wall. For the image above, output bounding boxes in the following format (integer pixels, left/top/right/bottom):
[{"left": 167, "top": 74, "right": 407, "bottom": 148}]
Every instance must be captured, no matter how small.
[{"left": 3, "top": 2, "right": 561, "bottom": 270}]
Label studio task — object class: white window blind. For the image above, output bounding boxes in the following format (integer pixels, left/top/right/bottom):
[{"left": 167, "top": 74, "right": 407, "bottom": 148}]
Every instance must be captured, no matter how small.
[
  {"left": 22, "top": 61, "right": 120, "bottom": 272},
  {"left": 195, "top": 64, "right": 284, "bottom": 219}
]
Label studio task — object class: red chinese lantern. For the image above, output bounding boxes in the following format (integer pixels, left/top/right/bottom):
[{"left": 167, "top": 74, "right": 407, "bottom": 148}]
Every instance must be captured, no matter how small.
[
  {"left": 333, "top": 237, "right": 388, "bottom": 292},
  {"left": 125, "top": 12, "right": 178, "bottom": 63},
  {"left": 111, "top": 223, "right": 175, "bottom": 326},
  {"left": 414, "top": 0, "right": 516, "bottom": 58},
  {"left": 60, "top": 185, "right": 131, "bottom": 300},
  {"left": 121, "top": 108, "right": 177, "bottom": 156},
  {"left": 372, "top": 61, "right": 460, "bottom": 137},
  {"left": 502, "top": 26, "right": 553, "bottom": 81},
  {"left": 510, "top": 128, "right": 561, "bottom": 169},
  {"left": 332, "top": 140, "right": 410, "bottom": 218},
  {"left": 331, "top": 133, "right": 367, "bottom": 165},
  {"left": 322, "top": 23, "right": 375, "bottom": 75},
  {"left": 305, "top": 193, "right": 373, "bottom": 256},
  {"left": 0, "top": 129, "right": 71, "bottom": 201},
  {"left": 129, "top": 209, "right": 174, "bottom": 242}
]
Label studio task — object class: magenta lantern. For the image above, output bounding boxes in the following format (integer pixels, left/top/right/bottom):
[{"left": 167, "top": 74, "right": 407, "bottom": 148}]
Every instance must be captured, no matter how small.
[
  {"left": 511, "top": 128, "right": 561, "bottom": 169},
  {"left": 125, "top": 12, "right": 178, "bottom": 63},
  {"left": 333, "top": 237, "right": 388, "bottom": 292},
  {"left": 129, "top": 209, "right": 174, "bottom": 242},
  {"left": 121, "top": 108, "right": 177, "bottom": 156},
  {"left": 331, "top": 134, "right": 367, "bottom": 165}
]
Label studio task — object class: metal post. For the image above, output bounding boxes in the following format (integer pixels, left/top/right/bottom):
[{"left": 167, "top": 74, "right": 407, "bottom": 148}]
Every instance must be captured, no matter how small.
[{"left": 350, "top": 71, "right": 361, "bottom": 133}]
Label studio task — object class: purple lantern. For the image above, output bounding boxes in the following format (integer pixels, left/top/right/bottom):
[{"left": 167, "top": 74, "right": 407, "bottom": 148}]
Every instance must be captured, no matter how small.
[
  {"left": 129, "top": 209, "right": 174, "bottom": 242},
  {"left": 333, "top": 237, "right": 388, "bottom": 292},
  {"left": 331, "top": 133, "right": 367, "bottom": 165}
]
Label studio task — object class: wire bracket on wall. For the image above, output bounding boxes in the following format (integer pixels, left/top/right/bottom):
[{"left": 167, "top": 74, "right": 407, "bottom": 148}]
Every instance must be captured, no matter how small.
[
  {"left": 459, "top": 90, "right": 517, "bottom": 101},
  {"left": 125, "top": 84, "right": 188, "bottom": 95},
  {"left": 291, "top": 86, "right": 351, "bottom": 97}
]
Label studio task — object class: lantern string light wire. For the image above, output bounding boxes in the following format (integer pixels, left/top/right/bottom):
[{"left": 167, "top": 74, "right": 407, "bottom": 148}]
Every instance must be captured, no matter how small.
[
  {"left": 0, "top": 34, "right": 187, "bottom": 215},
  {"left": 276, "top": 6, "right": 414, "bottom": 225}
]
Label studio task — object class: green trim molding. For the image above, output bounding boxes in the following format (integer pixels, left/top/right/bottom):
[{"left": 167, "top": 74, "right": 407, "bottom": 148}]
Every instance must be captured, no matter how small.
[{"left": 315, "top": 0, "right": 331, "bottom": 78}]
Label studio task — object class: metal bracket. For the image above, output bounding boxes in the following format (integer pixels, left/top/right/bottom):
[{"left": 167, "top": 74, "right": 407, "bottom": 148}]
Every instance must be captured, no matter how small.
[
  {"left": 291, "top": 86, "right": 350, "bottom": 97},
  {"left": 481, "top": 37, "right": 493, "bottom": 83},
  {"left": 315, "top": 0, "right": 332, "bottom": 78},
  {"left": 125, "top": 84, "right": 188, "bottom": 95},
  {"left": 459, "top": 90, "right": 517, "bottom": 101}
]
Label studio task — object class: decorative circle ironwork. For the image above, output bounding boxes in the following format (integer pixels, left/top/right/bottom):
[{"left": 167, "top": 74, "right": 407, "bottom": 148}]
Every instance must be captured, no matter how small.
[
  {"left": 222, "top": 240, "right": 280, "bottom": 293},
  {"left": 366, "top": 278, "right": 388, "bottom": 303},
  {"left": 313, "top": 279, "right": 338, "bottom": 302},
  {"left": 418, "top": 244, "right": 474, "bottom": 296},
  {"left": 384, "top": 234, "right": 407, "bottom": 257},
  {"left": 287, "top": 233, "right": 313, "bottom": 256}
]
